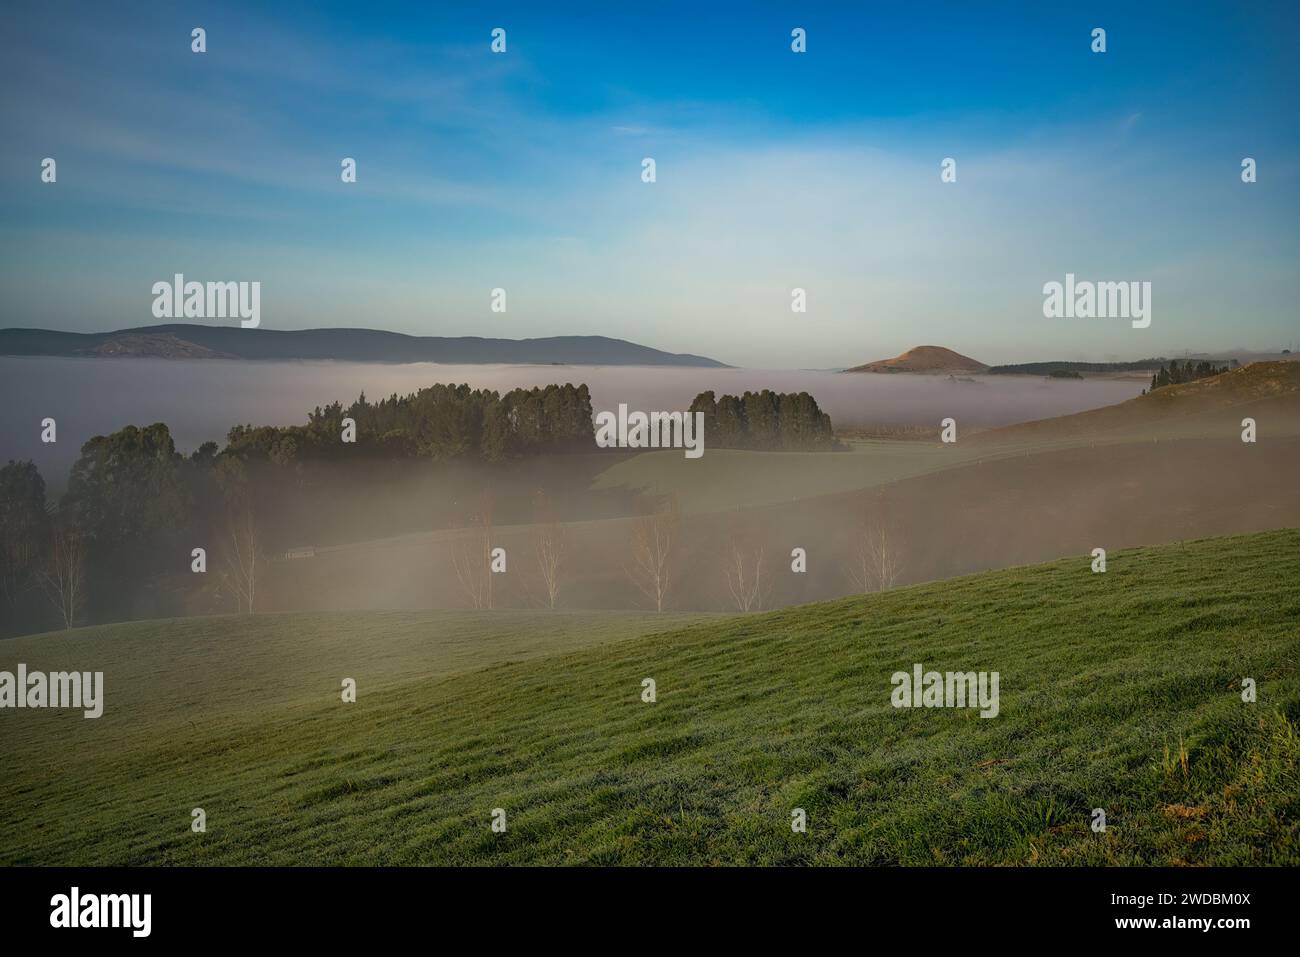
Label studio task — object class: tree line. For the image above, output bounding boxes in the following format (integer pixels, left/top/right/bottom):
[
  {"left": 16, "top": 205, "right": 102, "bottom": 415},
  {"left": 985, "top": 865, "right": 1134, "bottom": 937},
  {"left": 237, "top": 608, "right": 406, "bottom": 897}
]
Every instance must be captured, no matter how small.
[
  {"left": 989, "top": 358, "right": 1234, "bottom": 375},
  {"left": 0, "top": 383, "right": 595, "bottom": 635},
  {"left": 1148, "top": 359, "right": 1230, "bottom": 391},
  {"left": 687, "top": 389, "right": 839, "bottom": 450},
  {"left": 228, "top": 382, "right": 595, "bottom": 465},
  {"left": 1, "top": 383, "right": 844, "bottom": 635}
]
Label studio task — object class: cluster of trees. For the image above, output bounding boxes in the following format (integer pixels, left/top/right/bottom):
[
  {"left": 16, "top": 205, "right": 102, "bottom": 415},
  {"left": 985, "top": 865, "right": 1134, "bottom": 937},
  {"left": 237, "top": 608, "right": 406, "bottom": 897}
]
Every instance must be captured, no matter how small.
[
  {"left": 1, "top": 381, "right": 851, "bottom": 634},
  {"left": 228, "top": 383, "right": 594, "bottom": 465},
  {"left": 0, "top": 461, "right": 58, "bottom": 629},
  {"left": 687, "top": 390, "right": 838, "bottom": 450},
  {"left": 1149, "top": 360, "right": 1230, "bottom": 391},
  {"left": 991, "top": 358, "right": 1237, "bottom": 377},
  {"left": 990, "top": 359, "right": 1167, "bottom": 375},
  {"left": 1, "top": 427, "right": 232, "bottom": 634},
  {"left": 620, "top": 491, "right": 903, "bottom": 615},
  {"left": 448, "top": 491, "right": 569, "bottom": 611},
  {"left": 443, "top": 490, "right": 904, "bottom": 618},
  {"left": 0, "top": 383, "right": 596, "bottom": 635}
]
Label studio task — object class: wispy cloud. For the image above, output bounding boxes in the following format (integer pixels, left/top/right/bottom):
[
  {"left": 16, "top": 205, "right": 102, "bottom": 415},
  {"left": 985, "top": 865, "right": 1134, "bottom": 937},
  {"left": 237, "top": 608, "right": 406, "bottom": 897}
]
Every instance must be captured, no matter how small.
[{"left": 1, "top": 1, "right": 1297, "bottom": 365}]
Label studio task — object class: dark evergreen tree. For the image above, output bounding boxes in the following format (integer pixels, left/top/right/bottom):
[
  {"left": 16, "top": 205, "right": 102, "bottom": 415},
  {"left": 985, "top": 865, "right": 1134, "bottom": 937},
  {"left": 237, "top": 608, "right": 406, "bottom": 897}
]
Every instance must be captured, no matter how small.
[
  {"left": 0, "top": 460, "right": 50, "bottom": 631},
  {"left": 690, "top": 390, "right": 836, "bottom": 450},
  {"left": 714, "top": 394, "right": 748, "bottom": 448}
]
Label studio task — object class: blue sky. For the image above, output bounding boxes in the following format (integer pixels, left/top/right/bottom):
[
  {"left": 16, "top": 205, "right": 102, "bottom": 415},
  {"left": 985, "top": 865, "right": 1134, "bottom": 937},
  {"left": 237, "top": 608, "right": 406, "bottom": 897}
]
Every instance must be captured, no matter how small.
[{"left": 1, "top": 0, "right": 1297, "bottom": 367}]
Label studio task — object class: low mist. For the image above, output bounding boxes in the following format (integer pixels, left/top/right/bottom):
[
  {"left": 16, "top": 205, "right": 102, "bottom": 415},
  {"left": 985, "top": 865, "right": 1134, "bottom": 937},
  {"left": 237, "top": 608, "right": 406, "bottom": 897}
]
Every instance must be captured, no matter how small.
[{"left": 0, "top": 357, "right": 1146, "bottom": 485}]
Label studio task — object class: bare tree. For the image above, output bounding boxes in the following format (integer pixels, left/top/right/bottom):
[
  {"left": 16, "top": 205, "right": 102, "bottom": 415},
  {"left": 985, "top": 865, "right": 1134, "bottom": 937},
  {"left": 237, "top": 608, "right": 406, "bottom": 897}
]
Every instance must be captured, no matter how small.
[
  {"left": 532, "top": 492, "right": 565, "bottom": 610},
  {"left": 38, "top": 520, "right": 85, "bottom": 629},
  {"left": 626, "top": 499, "right": 679, "bottom": 612},
  {"left": 212, "top": 456, "right": 262, "bottom": 614},
  {"left": 847, "top": 499, "right": 905, "bottom": 594},
  {"left": 451, "top": 497, "right": 495, "bottom": 610},
  {"left": 722, "top": 535, "right": 770, "bottom": 612},
  {"left": 220, "top": 503, "right": 260, "bottom": 613}
]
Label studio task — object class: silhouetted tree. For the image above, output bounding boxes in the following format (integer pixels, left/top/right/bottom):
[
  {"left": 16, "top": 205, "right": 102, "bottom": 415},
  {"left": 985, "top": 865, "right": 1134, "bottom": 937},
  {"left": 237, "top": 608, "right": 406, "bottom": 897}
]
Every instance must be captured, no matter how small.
[
  {"left": 714, "top": 394, "right": 748, "bottom": 448},
  {"left": 0, "top": 460, "right": 48, "bottom": 616},
  {"left": 690, "top": 390, "right": 836, "bottom": 450},
  {"left": 62, "top": 423, "right": 190, "bottom": 621}
]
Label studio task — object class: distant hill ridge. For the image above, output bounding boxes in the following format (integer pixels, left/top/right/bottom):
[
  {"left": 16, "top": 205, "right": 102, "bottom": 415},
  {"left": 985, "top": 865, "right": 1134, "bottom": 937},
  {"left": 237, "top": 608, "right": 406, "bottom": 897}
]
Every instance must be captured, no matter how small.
[
  {"left": 987, "top": 359, "right": 1230, "bottom": 375},
  {"left": 845, "top": 345, "right": 988, "bottom": 374},
  {"left": 0, "top": 324, "right": 729, "bottom": 367}
]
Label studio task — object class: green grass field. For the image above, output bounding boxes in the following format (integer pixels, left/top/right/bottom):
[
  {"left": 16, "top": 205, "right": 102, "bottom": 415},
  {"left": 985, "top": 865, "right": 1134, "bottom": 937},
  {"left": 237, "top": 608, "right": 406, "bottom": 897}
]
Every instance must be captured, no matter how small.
[{"left": 2, "top": 530, "right": 1298, "bottom": 865}]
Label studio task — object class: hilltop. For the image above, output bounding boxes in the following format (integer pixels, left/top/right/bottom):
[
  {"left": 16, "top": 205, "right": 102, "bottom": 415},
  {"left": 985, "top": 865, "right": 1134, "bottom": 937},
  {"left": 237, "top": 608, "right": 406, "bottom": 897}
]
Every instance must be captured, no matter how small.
[
  {"left": 0, "top": 324, "right": 729, "bottom": 368},
  {"left": 845, "top": 345, "right": 988, "bottom": 374},
  {"left": 2, "top": 531, "right": 1297, "bottom": 865}
]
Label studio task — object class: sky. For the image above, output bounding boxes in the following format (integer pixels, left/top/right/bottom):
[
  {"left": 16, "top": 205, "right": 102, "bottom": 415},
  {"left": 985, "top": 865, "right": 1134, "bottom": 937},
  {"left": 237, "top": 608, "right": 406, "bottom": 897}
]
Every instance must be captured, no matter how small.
[{"left": 0, "top": 0, "right": 1297, "bottom": 368}]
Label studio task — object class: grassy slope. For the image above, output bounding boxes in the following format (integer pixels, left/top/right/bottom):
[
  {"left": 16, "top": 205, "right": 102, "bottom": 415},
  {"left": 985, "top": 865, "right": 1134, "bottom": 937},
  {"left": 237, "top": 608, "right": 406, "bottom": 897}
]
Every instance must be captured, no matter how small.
[
  {"left": 592, "top": 361, "right": 1300, "bottom": 512},
  {"left": 2, "top": 531, "right": 1298, "bottom": 865},
  {"left": 968, "top": 360, "right": 1300, "bottom": 449},
  {"left": 0, "top": 610, "right": 711, "bottom": 749}
]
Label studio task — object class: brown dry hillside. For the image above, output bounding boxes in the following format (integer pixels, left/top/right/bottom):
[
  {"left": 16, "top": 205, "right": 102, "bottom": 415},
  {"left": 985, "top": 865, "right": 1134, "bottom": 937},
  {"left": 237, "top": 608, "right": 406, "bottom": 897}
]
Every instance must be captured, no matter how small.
[
  {"left": 969, "top": 360, "right": 1300, "bottom": 447},
  {"left": 845, "top": 345, "right": 988, "bottom": 374}
]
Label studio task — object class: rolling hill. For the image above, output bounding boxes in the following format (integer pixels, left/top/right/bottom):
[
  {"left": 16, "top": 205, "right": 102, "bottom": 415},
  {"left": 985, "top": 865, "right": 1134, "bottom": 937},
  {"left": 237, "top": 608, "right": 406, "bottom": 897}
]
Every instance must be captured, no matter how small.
[
  {"left": 2, "top": 530, "right": 1297, "bottom": 865},
  {"left": 595, "top": 359, "right": 1300, "bottom": 512},
  {"left": 968, "top": 360, "right": 1300, "bottom": 448},
  {"left": 0, "top": 324, "right": 729, "bottom": 367},
  {"left": 253, "top": 358, "right": 1300, "bottom": 616},
  {"left": 845, "top": 345, "right": 989, "bottom": 374}
]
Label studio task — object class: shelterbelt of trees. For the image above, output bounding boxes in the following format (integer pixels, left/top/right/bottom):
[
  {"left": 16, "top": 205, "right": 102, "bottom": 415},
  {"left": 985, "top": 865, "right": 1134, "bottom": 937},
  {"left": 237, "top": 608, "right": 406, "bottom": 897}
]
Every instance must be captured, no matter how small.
[
  {"left": 1148, "top": 359, "right": 1230, "bottom": 392},
  {"left": 235, "top": 382, "right": 597, "bottom": 464},
  {"left": 0, "top": 383, "right": 840, "bottom": 635},
  {"left": 2, "top": 384, "right": 594, "bottom": 634},
  {"left": 687, "top": 389, "right": 838, "bottom": 451}
]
